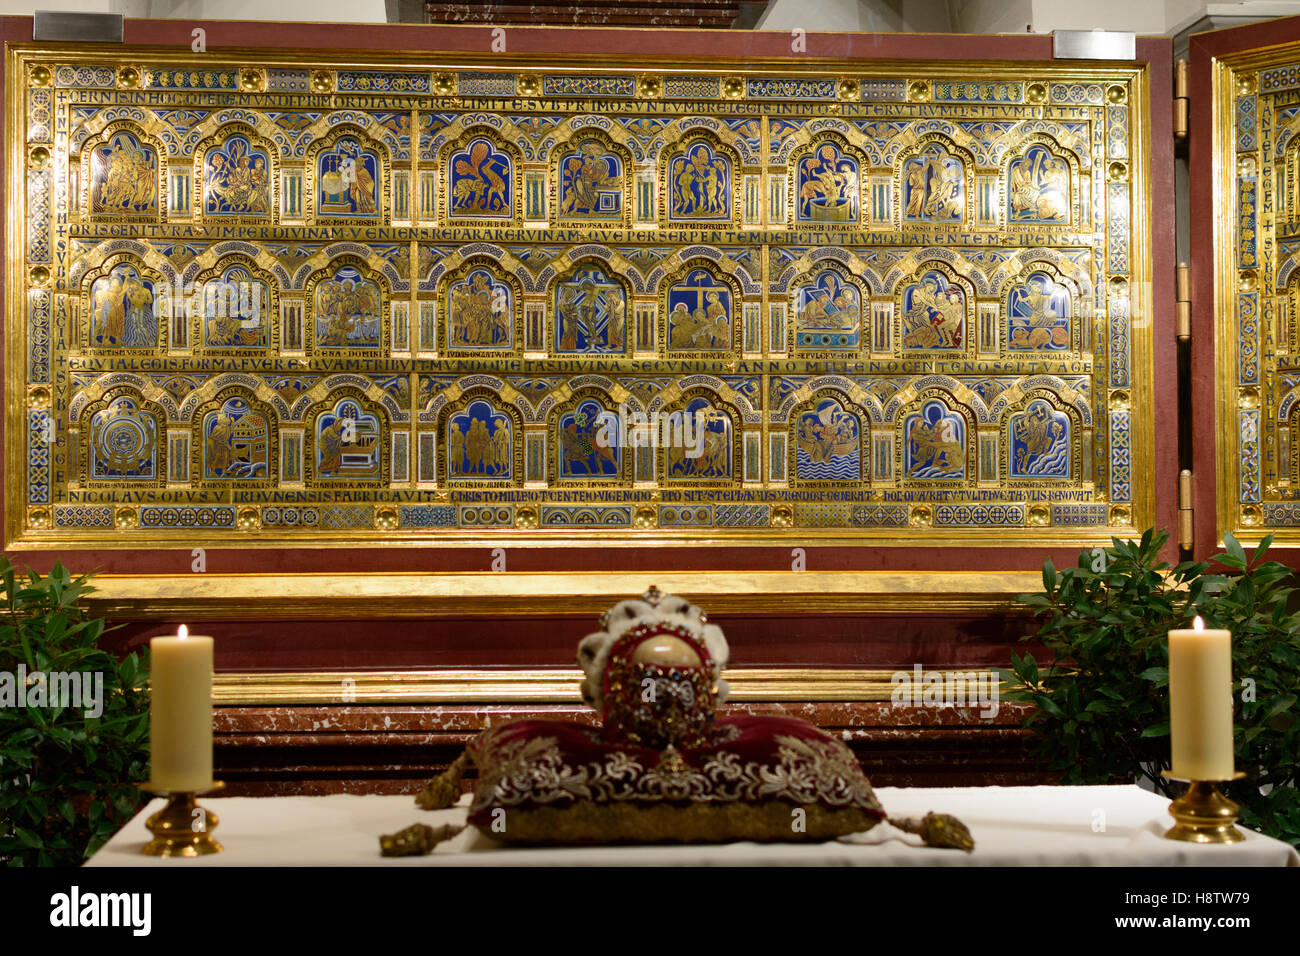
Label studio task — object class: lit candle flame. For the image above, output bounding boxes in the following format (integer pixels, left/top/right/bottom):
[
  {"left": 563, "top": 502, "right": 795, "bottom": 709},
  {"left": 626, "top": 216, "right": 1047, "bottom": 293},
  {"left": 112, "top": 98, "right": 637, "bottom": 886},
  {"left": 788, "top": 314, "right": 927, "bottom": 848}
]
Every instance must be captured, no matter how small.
[
  {"left": 178, "top": 623, "right": 188, "bottom": 640},
  {"left": 1193, "top": 616, "right": 1204, "bottom": 631}
]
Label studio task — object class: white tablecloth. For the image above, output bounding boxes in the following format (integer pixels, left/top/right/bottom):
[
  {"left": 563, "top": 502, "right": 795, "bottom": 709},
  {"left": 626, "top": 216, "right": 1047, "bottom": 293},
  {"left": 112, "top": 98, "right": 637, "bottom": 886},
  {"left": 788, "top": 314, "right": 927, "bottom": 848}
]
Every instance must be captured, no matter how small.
[{"left": 85, "top": 785, "right": 1300, "bottom": 867}]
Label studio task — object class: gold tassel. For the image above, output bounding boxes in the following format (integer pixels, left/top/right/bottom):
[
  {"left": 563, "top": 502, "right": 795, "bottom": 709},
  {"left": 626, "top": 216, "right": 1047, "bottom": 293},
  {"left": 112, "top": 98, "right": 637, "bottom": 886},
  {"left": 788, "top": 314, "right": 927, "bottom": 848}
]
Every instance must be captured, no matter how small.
[
  {"left": 890, "top": 812, "right": 975, "bottom": 852},
  {"left": 415, "top": 750, "right": 472, "bottom": 810},
  {"left": 379, "top": 822, "right": 465, "bottom": 857}
]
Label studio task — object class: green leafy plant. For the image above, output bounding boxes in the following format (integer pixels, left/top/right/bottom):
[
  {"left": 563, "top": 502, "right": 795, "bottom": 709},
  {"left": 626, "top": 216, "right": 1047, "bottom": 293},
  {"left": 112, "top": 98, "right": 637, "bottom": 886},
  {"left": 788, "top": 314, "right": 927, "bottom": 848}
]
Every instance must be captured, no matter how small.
[
  {"left": 1000, "top": 528, "right": 1300, "bottom": 848},
  {"left": 0, "top": 557, "right": 149, "bottom": 865}
]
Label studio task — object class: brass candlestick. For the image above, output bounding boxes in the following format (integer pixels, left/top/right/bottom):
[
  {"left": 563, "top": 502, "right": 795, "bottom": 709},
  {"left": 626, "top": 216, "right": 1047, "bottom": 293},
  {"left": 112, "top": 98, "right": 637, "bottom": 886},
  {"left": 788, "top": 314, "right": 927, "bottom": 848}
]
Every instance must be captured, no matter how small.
[
  {"left": 1160, "top": 772, "right": 1247, "bottom": 844},
  {"left": 136, "top": 781, "right": 225, "bottom": 857}
]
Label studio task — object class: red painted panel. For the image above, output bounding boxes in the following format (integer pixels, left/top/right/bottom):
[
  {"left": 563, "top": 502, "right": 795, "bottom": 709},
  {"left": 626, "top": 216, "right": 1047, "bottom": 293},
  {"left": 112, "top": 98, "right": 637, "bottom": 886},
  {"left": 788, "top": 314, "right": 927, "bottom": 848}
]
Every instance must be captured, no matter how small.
[{"left": 102, "top": 611, "right": 1035, "bottom": 669}]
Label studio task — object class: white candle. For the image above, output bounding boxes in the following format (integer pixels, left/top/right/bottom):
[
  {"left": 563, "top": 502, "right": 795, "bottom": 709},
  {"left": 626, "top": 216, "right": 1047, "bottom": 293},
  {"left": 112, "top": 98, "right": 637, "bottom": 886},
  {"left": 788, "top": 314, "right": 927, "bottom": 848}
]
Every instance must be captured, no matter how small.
[
  {"left": 1168, "top": 616, "right": 1235, "bottom": 779},
  {"left": 149, "top": 625, "right": 214, "bottom": 792}
]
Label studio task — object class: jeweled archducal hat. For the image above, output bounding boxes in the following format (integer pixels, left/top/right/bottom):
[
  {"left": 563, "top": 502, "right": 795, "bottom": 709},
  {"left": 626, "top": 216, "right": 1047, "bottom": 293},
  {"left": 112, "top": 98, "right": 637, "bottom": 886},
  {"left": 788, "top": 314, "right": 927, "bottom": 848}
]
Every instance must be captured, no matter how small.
[{"left": 398, "top": 587, "right": 974, "bottom": 853}]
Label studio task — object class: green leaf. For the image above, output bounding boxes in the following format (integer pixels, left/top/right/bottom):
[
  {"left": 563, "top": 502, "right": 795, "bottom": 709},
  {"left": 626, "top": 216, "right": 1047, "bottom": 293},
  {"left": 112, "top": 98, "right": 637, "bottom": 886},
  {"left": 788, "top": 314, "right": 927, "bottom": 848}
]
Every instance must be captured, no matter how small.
[
  {"left": 1036, "top": 694, "right": 1064, "bottom": 718},
  {"left": 1141, "top": 722, "right": 1170, "bottom": 738},
  {"left": 1215, "top": 553, "right": 1246, "bottom": 571},
  {"left": 1261, "top": 695, "right": 1296, "bottom": 723},
  {"left": 1020, "top": 652, "right": 1040, "bottom": 686},
  {"left": 1224, "top": 532, "right": 1247, "bottom": 568}
]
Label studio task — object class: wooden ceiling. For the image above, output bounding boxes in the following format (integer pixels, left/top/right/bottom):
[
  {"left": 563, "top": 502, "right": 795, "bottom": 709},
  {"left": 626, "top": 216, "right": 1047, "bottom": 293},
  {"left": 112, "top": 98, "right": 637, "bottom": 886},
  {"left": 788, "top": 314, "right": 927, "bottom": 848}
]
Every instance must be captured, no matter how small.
[{"left": 424, "top": 2, "right": 766, "bottom": 29}]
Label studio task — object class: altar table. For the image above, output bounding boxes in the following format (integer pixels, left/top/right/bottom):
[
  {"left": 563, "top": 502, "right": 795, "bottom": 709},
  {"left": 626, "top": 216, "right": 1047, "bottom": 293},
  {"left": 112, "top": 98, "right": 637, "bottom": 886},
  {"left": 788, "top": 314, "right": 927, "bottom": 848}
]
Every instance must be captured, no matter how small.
[{"left": 85, "top": 785, "right": 1300, "bottom": 867}]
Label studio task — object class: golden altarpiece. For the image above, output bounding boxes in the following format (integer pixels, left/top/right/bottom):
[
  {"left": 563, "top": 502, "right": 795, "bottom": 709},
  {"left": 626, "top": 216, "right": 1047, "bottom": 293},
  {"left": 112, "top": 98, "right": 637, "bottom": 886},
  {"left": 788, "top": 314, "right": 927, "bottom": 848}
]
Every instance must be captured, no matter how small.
[
  {"left": 1192, "top": 18, "right": 1300, "bottom": 563},
  {"left": 5, "top": 41, "right": 1159, "bottom": 551},
  {"left": 0, "top": 18, "right": 1273, "bottom": 768}
]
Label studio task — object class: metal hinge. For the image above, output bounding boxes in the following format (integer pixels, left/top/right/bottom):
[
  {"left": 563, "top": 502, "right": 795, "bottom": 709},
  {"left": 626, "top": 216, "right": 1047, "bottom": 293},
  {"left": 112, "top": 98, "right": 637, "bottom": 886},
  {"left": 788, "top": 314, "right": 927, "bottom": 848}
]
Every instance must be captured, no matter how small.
[
  {"left": 1179, "top": 469, "right": 1194, "bottom": 551},
  {"left": 1175, "top": 59, "right": 1189, "bottom": 142},
  {"left": 1177, "top": 262, "right": 1191, "bottom": 341}
]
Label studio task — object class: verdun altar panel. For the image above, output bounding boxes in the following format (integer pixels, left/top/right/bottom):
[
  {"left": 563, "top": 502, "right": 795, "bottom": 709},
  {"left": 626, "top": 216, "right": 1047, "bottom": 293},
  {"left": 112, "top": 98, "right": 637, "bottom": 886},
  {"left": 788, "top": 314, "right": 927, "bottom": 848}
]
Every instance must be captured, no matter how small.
[
  {"left": 5, "top": 43, "right": 1156, "bottom": 549},
  {"left": 1206, "top": 39, "right": 1300, "bottom": 549}
]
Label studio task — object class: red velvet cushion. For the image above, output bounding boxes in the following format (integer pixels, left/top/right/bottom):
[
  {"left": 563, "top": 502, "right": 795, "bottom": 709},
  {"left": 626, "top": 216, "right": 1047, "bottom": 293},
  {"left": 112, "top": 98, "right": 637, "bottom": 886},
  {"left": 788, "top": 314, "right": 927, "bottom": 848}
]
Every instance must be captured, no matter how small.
[{"left": 467, "top": 714, "right": 885, "bottom": 832}]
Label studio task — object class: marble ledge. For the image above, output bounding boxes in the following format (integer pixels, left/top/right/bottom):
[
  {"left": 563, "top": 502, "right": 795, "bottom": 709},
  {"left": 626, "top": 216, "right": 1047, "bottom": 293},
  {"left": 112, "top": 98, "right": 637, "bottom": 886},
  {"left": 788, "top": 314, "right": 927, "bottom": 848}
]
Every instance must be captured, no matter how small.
[{"left": 213, "top": 700, "right": 1035, "bottom": 736}]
